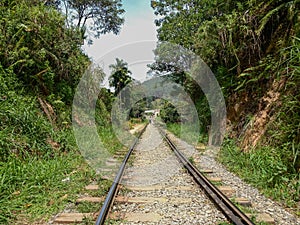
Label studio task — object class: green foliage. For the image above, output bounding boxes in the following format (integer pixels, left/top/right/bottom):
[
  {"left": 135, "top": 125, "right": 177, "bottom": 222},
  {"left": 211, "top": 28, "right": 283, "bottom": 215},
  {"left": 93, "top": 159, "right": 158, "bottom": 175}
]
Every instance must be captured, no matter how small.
[
  {"left": 152, "top": 0, "right": 299, "bottom": 90},
  {"left": 0, "top": 63, "right": 80, "bottom": 160},
  {"left": 99, "top": 88, "right": 114, "bottom": 113},
  {"left": 0, "top": 152, "right": 94, "bottom": 224},
  {"left": 96, "top": 123, "right": 123, "bottom": 155},
  {"left": 56, "top": 0, "right": 125, "bottom": 42},
  {"left": 94, "top": 89, "right": 123, "bottom": 155},
  {"left": 0, "top": 1, "right": 122, "bottom": 224},
  {"left": 265, "top": 37, "right": 300, "bottom": 171},
  {"left": 219, "top": 139, "right": 300, "bottom": 207},
  {"left": 0, "top": 68, "right": 51, "bottom": 161},
  {"left": 167, "top": 122, "right": 207, "bottom": 145},
  {"left": 109, "top": 58, "right": 133, "bottom": 96},
  {"left": 128, "top": 96, "right": 158, "bottom": 120},
  {"left": 129, "top": 98, "right": 147, "bottom": 119},
  {"left": 95, "top": 99, "right": 110, "bottom": 127},
  {"left": 160, "top": 101, "right": 180, "bottom": 123},
  {"left": 152, "top": 0, "right": 300, "bottom": 210},
  {"left": 152, "top": 0, "right": 232, "bottom": 50},
  {"left": 0, "top": 0, "right": 90, "bottom": 103},
  {"left": 194, "top": 95, "right": 211, "bottom": 133}
]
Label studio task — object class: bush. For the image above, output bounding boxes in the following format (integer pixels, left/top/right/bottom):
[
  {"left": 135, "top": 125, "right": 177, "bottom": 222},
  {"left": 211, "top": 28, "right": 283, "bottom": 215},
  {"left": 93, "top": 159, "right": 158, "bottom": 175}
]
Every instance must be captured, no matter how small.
[
  {"left": 219, "top": 139, "right": 300, "bottom": 207},
  {"left": 160, "top": 101, "right": 180, "bottom": 123}
]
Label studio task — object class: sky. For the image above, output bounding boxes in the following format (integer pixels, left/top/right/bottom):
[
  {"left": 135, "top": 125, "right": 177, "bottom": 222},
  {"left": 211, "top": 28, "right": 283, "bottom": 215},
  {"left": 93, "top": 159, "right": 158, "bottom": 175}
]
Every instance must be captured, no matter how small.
[{"left": 83, "top": 0, "right": 158, "bottom": 86}]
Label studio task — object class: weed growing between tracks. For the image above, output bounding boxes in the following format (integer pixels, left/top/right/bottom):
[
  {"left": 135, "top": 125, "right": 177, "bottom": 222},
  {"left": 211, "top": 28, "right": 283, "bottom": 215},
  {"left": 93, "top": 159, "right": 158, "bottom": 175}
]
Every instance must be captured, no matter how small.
[
  {"left": 218, "top": 138, "right": 300, "bottom": 215},
  {"left": 218, "top": 222, "right": 269, "bottom": 225}
]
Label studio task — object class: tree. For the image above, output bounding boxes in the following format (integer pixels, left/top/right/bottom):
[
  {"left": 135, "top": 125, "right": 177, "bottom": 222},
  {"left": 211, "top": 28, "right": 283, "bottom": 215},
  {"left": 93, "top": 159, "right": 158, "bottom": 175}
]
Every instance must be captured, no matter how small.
[
  {"left": 109, "top": 58, "right": 133, "bottom": 95},
  {"left": 129, "top": 98, "right": 147, "bottom": 119},
  {"left": 0, "top": 0, "right": 90, "bottom": 103},
  {"left": 57, "top": 0, "right": 125, "bottom": 42},
  {"left": 160, "top": 101, "right": 180, "bottom": 123},
  {"left": 151, "top": 0, "right": 300, "bottom": 173},
  {"left": 151, "top": 0, "right": 233, "bottom": 50}
]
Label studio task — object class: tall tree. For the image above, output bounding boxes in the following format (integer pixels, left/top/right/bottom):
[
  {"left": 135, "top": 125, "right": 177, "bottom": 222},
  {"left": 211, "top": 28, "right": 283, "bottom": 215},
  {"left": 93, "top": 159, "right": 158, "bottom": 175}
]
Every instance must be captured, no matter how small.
[
  {"left": 109, "top": 58, "right": 133, "bottom": 95},
  {"left": 151, "top": 0, "right": 233, "bottom": 50},
  {"left": 0, "top": 0, "right": 90, "bottom": 102},
  {"left": 57, "top": 0, "right": 125, "bottom": 43},
  {"left": 109, "top": 58, "right": 133, "bottom": 129}
]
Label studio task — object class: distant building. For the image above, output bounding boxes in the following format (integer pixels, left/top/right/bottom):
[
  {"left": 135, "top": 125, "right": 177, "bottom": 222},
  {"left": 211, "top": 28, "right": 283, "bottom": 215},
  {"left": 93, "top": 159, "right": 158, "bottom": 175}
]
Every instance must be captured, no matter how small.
[{"left": 144, "top": 109, "right": 160, "bottom": 117}]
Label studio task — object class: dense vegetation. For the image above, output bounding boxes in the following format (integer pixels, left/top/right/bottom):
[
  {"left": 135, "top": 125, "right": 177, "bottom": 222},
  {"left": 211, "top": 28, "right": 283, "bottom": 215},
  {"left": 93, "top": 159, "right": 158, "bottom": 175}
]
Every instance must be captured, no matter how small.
[
  {"left": 0, "top": 0, "right": 124, "bottom": 224},
  {"left": 1, "top": 0, "right": 299, "bottom": 223},
  {"left": 151, "top": 0, "right": 300, "bottom": 211}
]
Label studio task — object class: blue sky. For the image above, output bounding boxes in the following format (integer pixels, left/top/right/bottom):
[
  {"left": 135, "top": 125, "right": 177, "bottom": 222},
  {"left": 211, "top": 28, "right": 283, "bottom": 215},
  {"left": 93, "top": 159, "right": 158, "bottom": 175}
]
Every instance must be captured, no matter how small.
[
  {"left": 123, "top": 0, "right": 148, "bottom": 17},
  {"left": 83, "top": 0, "right": 158, "bottom": 85}
]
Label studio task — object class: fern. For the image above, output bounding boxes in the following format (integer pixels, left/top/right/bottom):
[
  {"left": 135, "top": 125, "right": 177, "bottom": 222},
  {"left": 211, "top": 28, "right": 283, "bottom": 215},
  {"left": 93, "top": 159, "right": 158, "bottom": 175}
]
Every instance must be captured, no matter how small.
[{"left": 256, "top": 0, "right": 297, "bottom": 36}]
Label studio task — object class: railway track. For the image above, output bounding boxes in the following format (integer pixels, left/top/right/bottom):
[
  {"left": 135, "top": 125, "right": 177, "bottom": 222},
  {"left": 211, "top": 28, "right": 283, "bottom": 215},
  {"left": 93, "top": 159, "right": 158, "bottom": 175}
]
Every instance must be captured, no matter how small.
[
  {"left": 157, "top": 127, "right": 254, "bottom": 225},
  {"left": 52, "top": 123, "right": 279, "bottom": 225},
  {"left": 99, "top": 123, "right": 253, "bottom": 224},
  {"left": 95, "top": 124, "right": 149, "bottom": 225}
]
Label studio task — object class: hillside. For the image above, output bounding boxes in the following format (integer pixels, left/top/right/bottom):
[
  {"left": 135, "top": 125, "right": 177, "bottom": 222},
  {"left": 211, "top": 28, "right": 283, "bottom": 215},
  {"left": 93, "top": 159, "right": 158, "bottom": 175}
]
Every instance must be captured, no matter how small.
[{"left": 151, "top": 0, "right": 300, "bottom": 212}]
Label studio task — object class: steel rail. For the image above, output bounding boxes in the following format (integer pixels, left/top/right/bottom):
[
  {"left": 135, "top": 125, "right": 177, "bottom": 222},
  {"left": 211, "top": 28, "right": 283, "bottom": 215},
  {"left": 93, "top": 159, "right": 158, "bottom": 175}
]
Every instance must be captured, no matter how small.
[
  {"left": 95, "top": 123, "right": 148, "bottom": 225},
  {"left": 158, "top": 127, "right": 254, "bottom": 225}
]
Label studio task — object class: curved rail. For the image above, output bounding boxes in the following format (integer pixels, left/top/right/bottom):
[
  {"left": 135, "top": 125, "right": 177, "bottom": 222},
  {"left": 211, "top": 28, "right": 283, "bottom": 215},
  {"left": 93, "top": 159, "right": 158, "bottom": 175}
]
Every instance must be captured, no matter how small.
[
  {"left": 95, "top": 123, "right": 148, "bottom": 225},
  {"left": 158, "top": 127, "right": 254, "bottom": 225}
]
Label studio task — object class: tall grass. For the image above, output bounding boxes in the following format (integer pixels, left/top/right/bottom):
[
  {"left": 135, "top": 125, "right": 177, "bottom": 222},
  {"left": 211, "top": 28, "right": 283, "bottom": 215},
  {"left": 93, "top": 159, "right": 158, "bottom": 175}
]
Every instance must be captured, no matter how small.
[
  {"left": 0, "top": 69, "right": 96, "bottom": 224},
  {"left": 166, "top": 122, "right": 208, "bottom": 144},
  {"left": 0, "top": 152, "right": 94, "bottom": 224},
  {"left": 219, "top": 139, "right": 300, "bottom": 209}
]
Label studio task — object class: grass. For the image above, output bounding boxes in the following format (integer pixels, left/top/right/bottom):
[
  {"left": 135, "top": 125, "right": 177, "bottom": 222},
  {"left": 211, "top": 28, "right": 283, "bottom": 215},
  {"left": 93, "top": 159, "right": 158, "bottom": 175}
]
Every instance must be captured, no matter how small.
[
  {"left": 0, "top": 151, "right": 95, "bottom": 224},
  {"left": 166, "top": 122, "right": 207, "bottom": 145},
  {"left": 0, "top": 78, "right": 121, "bottom": 224},
  {"left": 218, "top": 138, "right": 300, "bottom": 214},
  {"left": 0, "top": 36, "right": 136, "bottom": 225},
  {"left": 166, "top": 120, "right": 300, "bottom": 219},
  {"left": 0, "top": 83, "right": 98, "bottom": 224},
  {"left": 104, "top": 219, "right": 123, "bottom": 225},
  {"left": 97, "top": 125, "right": 124, "bottom": 155},
  {"left": 188, "top": 156, "right": 195, "bottom": 164},
  {"left": 76, "top": 201, "right": 102, "bottom": 213}
]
